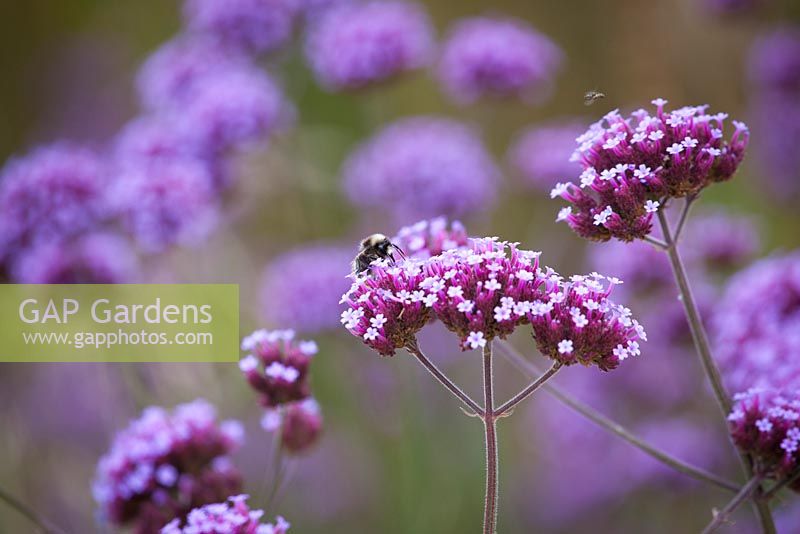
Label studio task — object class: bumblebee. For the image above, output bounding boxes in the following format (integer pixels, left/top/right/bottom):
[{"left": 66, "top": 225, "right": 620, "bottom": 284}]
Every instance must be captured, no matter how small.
[{"left": 352, "top": 234, "right": 406, "bottom": 275}]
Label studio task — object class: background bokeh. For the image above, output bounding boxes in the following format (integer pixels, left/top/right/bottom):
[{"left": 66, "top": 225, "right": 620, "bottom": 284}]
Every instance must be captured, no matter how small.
[{"left": 1, "top": 0, "right": 800, "bottom": 532}]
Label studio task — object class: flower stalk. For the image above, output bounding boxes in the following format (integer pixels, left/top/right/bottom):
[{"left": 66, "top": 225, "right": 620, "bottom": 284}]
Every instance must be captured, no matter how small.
[
  {"left": 0, "top": 485, "right": 66, "bottom": 534},
  {"left": 701, "top": 475, "right": 763, "bottom": 534},
  {"left": 482, "top": 342, "right": 499, "bottom": 534},
  {"left": 656, "top": 208, "right": 776, "bottom": 533}
]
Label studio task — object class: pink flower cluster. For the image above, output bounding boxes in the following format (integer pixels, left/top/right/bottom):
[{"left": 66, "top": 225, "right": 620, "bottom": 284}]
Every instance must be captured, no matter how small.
[
  {"left": 728, "top": 388, "right": 800, "bottom": 491},
  {"left": 239, "top": 330, "right": 323, "bottom": 453},
  {"left": 552, "top": 99, "right": 749, "bottom": 242},
  {"left": 392, "top": 217, "right": 469, "bottom": 259},
  {"left": 341, "top": 237, "right": 646, "bottom": 370},
  {"left": 92, "top": 399, "right": 244, "bottom": 532},
  {"left": 162, "top": 494, "right": 289, "bottom": 534}
]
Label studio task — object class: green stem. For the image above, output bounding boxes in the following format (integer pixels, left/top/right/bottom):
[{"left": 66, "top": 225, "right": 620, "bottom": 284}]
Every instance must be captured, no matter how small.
[{"left": 482, "top": 342, "right": 498, "bottom": 534}]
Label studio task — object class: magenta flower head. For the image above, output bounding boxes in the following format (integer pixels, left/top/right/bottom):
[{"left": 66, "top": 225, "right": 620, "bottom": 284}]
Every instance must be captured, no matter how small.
[
  {"left": 528, "top": 272, "right": 646, "bottom": 371},
  {"left": 136, "top": 36, "right": 249, "bottom": 111},
  {"left": 239, "top": 329, "right": 316, "bottom": 407},
  {"left": 343, "top": 117, "right": 499, "bottom": 219},
  {"left": 11, "top": 232, "right": 138, "bottom": 283},
  {"left": 438, "top": 16, "right": 563, "bottom": 105},
  {"left": 259, "top": 244, "right": 353, "bottom": 334},
  {"left": 728, "top": 388, "right": 800, "bottom": 491},
  {"left": 392, "top": 217, "right": 469, "bottom": 259},
  {"left": 420, "top": 238, "right": 547, "bottom": 350},
  {"left": 92, "top": 399, "right": 244, "bottom": 532},
  {"left": 183, "top": 0, "right": 297, "bottom": 55},
  {"left": 508, "top": 119, "right": 586, "bottom": 191},
  {"left": 262, "top": 398, "right": 324, "bottom": 454},
  {"left": 340, "top": 257, "right": 435, "bottom": 356},
  {"left": 712, "top": 252, "right": 800, "bottom": 392},
  {"left": 162, "top": 494, "right": 289, "bottom": 534},
  {"left": 552, "top": 100, "right": 749, "bottom": 242},
  {"left": 177, "top": 66, "right": 294, "bottom": 155},
  {"left": 110, "top": 158, "right": 218, "bottom": 253},
  {"left": 304, "top": 0, "right": 434, "bottom": 91},
  {"left": 0, "top": 143, "right": 107, "bottom": 261}
]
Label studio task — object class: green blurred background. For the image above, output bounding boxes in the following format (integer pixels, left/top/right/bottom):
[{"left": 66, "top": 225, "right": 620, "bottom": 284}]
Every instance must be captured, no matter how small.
[{"left": 1, "top": 1, "right": 799, "bottom": 532}]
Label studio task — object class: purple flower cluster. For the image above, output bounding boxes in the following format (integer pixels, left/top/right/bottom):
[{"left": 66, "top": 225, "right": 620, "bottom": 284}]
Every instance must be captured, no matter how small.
[
  {"left": 728, "top": 388, "right": 800, "bottom": 491},
  {"left": 162, "top": 494, "right": 289, "bottom": 534},
  {"left": 240, "top": 330, "right": 323, "bottom": 453},
  {"left": 528, "top": 272, "right": 645, "bottom": 371},
  {"left": 11, "top": 232, "right": 138, "bottom": 283},
  {"left": 259, "top": 244, "right": 353, "bottom": 333},
  {"left": 341, "top": 237, "right": 645, "bottom": 369},
  {"left": 747, "top": 27, "right": 800, "bottom": 199},
  {"left": 507, "top": 119, "right": 586, "bottom": 191},
  {"left": 712, "top": 252, "right": 800, "bottom": 393},
  {"left": 0, "top": 144, "right": 108, "bottom": 263},
  {"left": 552, "top": 100, "right": 749, "bottom": 242},
  {"left": 343, "top": 117, "right": 499, "bottom": 219},
  {"left": 92, "top": 399, "right": 244, "bottom": 532},
  {"left": 305, "top": 1, "right": 434, "bottom": 91},
  {"left": 680, "top": 211, "right": 759, "bottom": 269},
  {"left": 392, "top": 217, "right": 469, "bottom": 259},
  {"left": 183, "top": 0, "right": 298, "bottom": 55},
  {"left": 437, "top": 17, "right": 563, "bottom": 105}
]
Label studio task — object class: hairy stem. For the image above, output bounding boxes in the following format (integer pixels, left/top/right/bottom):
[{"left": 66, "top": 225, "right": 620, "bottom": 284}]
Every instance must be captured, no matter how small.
[
  {"left": 494, "top": 362, "right": 561, "bottom": 417},
  {"left": 495, "top": 340, "right": 740, "bottom": 493},
  {"left": 405, "top": 339, "right": 483, "bottom": 416},
  {"left": 657, "top": 209, "right": 776, "bottom": 533},
  {"left": 0, "top": 485, "right": 66, "bottom": 534},
  {"left": 482, "top": 342, "right": 498, "bottom": 534},
  {"left": 672, "top": 195, "right": 695, "bottom": 243},
  {"left": 701, "top": 476, "right": 763, "bottom": 534}
]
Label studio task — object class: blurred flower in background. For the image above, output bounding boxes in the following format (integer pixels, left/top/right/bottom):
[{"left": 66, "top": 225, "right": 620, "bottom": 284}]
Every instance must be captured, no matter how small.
[
  {"left": 259, "top": 244, "right": 352, "bottom": 333},
  {"left": 392, "top": 217, "right": 469, "bottom": 259},
  {"left": 305, "top": 1, "right": 434, "bottom": 91},
  {"left": 92, "top": 399, "right": 244, "bottom": 533},
  {"left": 712, "top": 251, "right": 800, "bottom": 392},
  {"left": 342, "top": 117, "right": 499, "bottom": 220},
  {"left": 748, "top": 26, "right": 800, "bottom": 199},
  {"left": 438, "top": 16, "right": 562, "bottom": 105},
  {"left": 507, "top": 118, "right": 586, "bottom": 192}
]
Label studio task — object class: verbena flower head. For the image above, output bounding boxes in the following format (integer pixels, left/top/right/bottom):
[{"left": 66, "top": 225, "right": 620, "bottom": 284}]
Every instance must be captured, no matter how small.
[
  {"left": 110, "top": 158, "right": 218, "bottom": 253},
  {"left": 0, "top": 143, "right": 107, "bottom": 261},
  {"left": 136, "top": 36, "right": 248, "bottom": 111},
  {"left": 340, "top": 257, "right": 435, "bottom": 356},
  {"left": 341, "top": 237, "right": 646, "bottom": 366},
  {"left": 552, "top": 100, "right": 749, "bottom": 242},
  {"left": 343, "top": 117, "right": 499, "bottom": 219},
  {"left": 183, "top": 0, "right": 297, "bottom": 55},
  {"left": 162, "top": 494, "right": 289, "bottom": 534},
  {"left": 528, "top": 272, "right": 645, "bottom": 370},
  {"left": 305, "top": 0, "right": 434, "bottom": 91},
  {"left": 392, "top": 217, "right": 469, "bottom": 259},
  {"left": 93, "top": 399, "right": 244, "bottom": 532},
  {"left": 239, "top": 329, "right": 316, "bottom": 407},
  {"left": 438, "top": 16, "right": 563, "bottom": 105},
  {"left": 11, "top": 232, "right": 138, "bottom": 283},
  {"left": 262, "top": 398, "right": 323, "bottom": 454},
  {"left": 508, "top": 119, "right": 586, "bottom": 191},
  {"left": 728, "top": 388, "right": 800, "bottom": 491},
  {"left": 419, "top": 238, "right": 547, "bottom": 350},
  {"left": 713, "top": 252, "right": 800, "bottom": 392},
  {"left": 259, "top": 245, "right": 353, "bottom": 333},
  {"left": 177, "top": 66, "right": 294, "bottom": 154}
]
